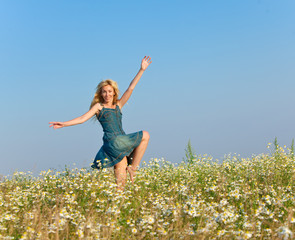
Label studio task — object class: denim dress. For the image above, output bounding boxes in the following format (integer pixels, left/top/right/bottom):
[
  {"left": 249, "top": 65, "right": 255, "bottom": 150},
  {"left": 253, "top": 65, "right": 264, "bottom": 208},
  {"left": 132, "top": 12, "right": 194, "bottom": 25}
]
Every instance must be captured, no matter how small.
[{"left": 91, "top": 105, "right": 143, "bottom": 169}]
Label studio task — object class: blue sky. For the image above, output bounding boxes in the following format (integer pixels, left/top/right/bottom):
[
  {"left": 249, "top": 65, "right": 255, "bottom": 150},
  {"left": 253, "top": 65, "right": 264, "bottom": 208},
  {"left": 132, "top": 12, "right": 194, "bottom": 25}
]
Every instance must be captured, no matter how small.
[{"left": 1, "top": 0, "right": 295, "bottom": 176}]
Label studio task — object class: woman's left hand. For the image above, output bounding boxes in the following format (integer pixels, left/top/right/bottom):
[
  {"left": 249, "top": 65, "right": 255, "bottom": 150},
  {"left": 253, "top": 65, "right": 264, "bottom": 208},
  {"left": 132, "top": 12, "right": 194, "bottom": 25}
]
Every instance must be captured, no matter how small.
[
  {"left": 49, "top": 121, "right": 64, "bottom": 129},
  {"left": 141, "top": 56, "right": 152, "bottom": 71}
]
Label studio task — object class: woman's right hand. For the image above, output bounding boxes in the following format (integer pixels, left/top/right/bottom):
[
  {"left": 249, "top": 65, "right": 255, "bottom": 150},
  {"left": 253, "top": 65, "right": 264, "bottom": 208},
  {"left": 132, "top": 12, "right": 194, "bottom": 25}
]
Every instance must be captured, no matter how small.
[{"left": 49, "top": 122, "right": 65, "bottom": 129}]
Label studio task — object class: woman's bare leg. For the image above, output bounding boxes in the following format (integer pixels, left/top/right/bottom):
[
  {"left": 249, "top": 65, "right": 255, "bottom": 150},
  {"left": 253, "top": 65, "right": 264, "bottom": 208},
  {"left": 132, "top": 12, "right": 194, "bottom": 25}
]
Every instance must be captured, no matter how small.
[
  {"left": 127, "top": 131, "right": 150, "bottom": 182},
  {"left": 114, "top": 157, "right": 127, "bottom": 190}
]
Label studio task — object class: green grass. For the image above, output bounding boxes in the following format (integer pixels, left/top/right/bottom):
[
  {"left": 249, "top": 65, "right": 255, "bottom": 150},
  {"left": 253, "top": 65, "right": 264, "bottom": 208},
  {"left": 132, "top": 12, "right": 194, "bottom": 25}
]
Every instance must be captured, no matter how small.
[{"left": 1, "top": 143, "right": 295, "bottom": 239}]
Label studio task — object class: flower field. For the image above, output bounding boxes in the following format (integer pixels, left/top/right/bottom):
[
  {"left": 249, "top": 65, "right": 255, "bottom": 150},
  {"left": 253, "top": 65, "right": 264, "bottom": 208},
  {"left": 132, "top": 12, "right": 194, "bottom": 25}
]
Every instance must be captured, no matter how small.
[{"left": 1, "top": 144, "right": 295, "bottom": 239}]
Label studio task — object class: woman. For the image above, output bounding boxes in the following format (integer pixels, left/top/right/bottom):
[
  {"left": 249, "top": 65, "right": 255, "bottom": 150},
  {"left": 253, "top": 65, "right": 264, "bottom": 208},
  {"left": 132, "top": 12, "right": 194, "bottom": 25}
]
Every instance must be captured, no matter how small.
[{"left": 49, "top": 56, "right": 152, "bottom": 189}]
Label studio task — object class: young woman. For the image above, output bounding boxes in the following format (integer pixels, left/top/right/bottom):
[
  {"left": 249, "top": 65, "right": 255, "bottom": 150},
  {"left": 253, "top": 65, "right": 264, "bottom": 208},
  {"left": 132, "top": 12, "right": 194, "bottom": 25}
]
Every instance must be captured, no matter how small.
[{"left": 49, "top": 56, "right": 152, "bottom": 189}]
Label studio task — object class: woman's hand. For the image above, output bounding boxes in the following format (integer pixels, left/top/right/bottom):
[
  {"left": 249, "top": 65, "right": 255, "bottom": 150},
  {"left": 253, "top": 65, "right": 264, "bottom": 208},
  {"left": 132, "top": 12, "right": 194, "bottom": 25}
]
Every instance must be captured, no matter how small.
[
  {"left": 141, "top": 56, "right": 152, "bottom": 71},
  {"left": 49, "top": 122, "right": 65, "bottom": 129}
]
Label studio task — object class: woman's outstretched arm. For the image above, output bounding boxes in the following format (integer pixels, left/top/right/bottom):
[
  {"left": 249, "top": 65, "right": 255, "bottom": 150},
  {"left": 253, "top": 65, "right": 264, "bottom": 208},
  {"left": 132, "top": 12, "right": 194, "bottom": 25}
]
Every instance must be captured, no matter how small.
[
  {"left": 49, "top": 103, "right": 102, "bottom": 129},
  {"left": 118, "top": 56, "right": 152, "bottom": 109}
]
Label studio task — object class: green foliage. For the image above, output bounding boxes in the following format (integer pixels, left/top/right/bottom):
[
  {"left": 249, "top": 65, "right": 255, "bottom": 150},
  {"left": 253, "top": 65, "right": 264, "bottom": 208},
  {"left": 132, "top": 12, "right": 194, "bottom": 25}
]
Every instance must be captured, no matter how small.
[
  {"left": 291, "top": 138, "right": 294, "bottom": 158},
  {"left": 1, "top": 144, "right": 295, "bottom": 239},
  {"left": 183, "top": 139, "right": 196, "bottom": 164},
  {"left": 274, "top": 136, "right": 279, "bottom": 151}
]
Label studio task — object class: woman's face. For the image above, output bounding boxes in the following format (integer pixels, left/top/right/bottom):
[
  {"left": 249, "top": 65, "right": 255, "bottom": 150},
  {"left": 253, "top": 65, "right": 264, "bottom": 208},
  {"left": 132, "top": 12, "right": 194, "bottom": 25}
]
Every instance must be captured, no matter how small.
[{"left": 101, "top": 85, "right": 115, "bottom": 104}]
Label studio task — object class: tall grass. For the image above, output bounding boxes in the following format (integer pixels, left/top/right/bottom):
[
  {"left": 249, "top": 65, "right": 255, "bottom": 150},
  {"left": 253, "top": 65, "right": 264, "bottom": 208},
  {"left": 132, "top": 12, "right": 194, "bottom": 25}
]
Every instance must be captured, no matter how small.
[{"left": 1, "top": 143, "right": 295, "bottom": 239}]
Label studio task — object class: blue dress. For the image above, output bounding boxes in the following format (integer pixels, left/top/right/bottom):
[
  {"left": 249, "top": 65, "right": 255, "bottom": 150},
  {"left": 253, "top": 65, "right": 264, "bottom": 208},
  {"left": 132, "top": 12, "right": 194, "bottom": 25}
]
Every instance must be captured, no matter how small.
[{"left": 91, "top": 105, "right": 143, "bottom": 169}]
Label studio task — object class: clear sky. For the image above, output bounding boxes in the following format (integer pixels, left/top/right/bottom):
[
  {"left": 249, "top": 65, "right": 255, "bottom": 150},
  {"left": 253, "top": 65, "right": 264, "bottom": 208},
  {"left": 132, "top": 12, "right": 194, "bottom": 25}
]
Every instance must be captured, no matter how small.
[{"left": 1, "top": 0, "right": 294, "bottom": 176}]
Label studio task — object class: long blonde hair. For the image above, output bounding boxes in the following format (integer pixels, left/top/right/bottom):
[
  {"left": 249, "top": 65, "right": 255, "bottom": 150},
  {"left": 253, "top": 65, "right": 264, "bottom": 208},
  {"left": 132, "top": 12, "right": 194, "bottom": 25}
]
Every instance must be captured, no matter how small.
[{"left": 90, "top": 79, "right": 120, "bottom": 110}]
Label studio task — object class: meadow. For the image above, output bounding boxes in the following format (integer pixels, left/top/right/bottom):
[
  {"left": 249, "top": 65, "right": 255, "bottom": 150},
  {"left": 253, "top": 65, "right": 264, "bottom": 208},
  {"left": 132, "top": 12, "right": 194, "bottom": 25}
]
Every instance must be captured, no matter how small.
[{"left": 1, "top": 142, "right": 295, "bottom": 240}]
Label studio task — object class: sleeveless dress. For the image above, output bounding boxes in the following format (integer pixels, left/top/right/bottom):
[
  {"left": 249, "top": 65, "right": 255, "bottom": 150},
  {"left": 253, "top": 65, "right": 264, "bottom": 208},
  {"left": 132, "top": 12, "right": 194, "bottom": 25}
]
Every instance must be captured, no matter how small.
[{"left": 91, "top": 105, "right": 143, "bottom": 169}]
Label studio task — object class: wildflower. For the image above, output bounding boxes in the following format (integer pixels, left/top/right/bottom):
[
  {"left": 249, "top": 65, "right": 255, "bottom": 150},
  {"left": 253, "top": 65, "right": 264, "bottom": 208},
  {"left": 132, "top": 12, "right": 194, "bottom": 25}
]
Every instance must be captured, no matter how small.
[
  {"left": 157, "top": 227, "right": 167, "bottom": 235},
  {"left": 0, "top": 224, "right": 7, "bottom": 231},
  {"left": 163, "top": 221, "right": 169, "bottom": 227},
  {"left": 277, "top": 226, "right": 293, "bottom": 240},
  {"left": 217, "top": 229, "right": 226, "bottom": 236},
  {"left": 188, "top": 208, "right": 196, "bottom": 216},
  {"left": 147, "top": 216, "right": 155, "bottom": 224},
  {"left": 58, "top": 218, "right": 66, "bottom": 227},
  {"left": 243, "top": 222, "right": 252, "bottom": 229},
  {"left": 76, "top": 228, "right": 84, "bottom": 238},
  {"left": 132, "top": 228, "right": 137, "bottom": 234},
  {"left": 264, "top": 228, "right": 272, "bottom": 236},
  {"left": 114, "top": 209, "right": 120, "bottom": 214},
  {"left": 219, "top": 199, "right": 228, "bottom": 206},
  {"left": 244, "top": 231, "right": 252, "bottom": 239}
]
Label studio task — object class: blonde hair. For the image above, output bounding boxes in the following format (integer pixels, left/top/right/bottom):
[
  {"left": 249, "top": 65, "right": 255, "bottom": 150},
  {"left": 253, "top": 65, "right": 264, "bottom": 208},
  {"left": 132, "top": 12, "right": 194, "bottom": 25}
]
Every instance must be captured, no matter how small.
[{"left": 90, "top": 79, "right": 120, "bottom": 110}]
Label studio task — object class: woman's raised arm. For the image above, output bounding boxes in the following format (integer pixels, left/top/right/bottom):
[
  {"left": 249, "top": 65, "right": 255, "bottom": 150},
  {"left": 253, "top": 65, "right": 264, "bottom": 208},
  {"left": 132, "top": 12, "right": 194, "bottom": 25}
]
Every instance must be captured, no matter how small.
[
  {"left": 49, "top": 103, "right": 102, "bottom": 129},
  {"left": 118, "top": 56, "right": 152, "bottom": 109}
]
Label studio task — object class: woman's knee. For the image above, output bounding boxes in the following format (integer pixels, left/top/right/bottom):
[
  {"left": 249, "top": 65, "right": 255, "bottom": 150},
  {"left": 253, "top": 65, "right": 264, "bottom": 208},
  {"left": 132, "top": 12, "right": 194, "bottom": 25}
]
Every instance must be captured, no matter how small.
[{"left": 142, "top": 130, "right": 150, "bottom": 141}]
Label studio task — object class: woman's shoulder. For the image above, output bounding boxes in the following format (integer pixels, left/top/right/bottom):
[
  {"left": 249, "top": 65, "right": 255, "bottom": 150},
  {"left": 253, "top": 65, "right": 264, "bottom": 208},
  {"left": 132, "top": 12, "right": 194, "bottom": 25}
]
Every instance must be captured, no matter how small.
[
  {"left": 90, "top": 103, "right": 103, "bottom": 117},
  {"left": 92, "top": 102, "right": 103, "bottom": 110}
]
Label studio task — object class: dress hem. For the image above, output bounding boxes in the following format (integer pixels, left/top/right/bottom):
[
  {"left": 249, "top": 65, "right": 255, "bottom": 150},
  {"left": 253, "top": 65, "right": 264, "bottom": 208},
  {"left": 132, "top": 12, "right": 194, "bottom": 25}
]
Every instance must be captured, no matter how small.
[{"left": 91, "top": 130, "right": 143, "bottom": 170}]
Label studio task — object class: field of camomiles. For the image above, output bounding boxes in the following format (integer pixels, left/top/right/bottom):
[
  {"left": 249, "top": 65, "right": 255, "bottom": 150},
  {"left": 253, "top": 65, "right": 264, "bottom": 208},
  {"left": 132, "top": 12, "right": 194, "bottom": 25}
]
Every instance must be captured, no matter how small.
[{"left": 1, "top": 143, "right": 295, "bottom": 239}]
